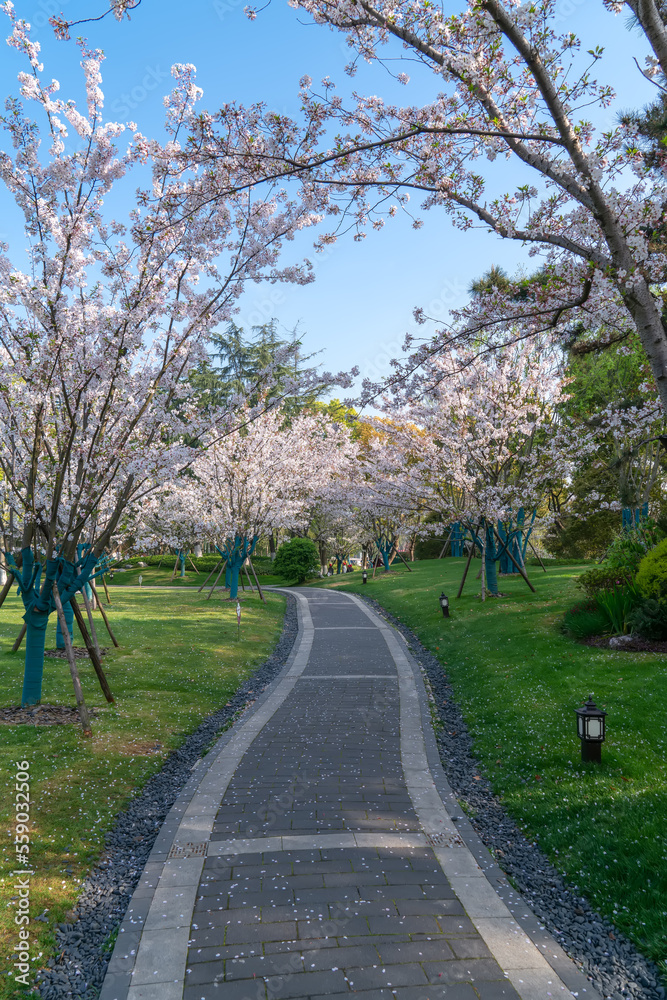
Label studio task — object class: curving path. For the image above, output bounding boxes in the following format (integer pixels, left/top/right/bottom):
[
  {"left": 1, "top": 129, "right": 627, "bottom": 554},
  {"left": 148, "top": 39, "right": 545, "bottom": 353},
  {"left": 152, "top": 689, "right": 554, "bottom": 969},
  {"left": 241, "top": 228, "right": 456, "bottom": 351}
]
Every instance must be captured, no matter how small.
[{"left": 99, "top": 588, "right": 599, "bottom": 1000}]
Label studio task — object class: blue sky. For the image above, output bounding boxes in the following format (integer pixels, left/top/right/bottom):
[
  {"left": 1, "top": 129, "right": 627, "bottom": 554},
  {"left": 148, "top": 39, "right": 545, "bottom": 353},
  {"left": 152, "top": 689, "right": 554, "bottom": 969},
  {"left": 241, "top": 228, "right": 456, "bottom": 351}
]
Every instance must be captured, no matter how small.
[{"left": 0, "top": 0, "right": 656, "bottom": 390}]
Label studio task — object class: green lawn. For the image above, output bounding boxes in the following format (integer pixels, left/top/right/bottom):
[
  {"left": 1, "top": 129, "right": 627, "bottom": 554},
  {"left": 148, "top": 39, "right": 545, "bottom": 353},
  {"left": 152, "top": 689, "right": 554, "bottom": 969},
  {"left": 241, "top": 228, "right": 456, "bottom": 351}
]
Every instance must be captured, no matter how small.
[
  {"left": 107, "top": 564, "right": 284, "bottom": 588},
  {"left": 313, "top": 559, "right": 667, "bottom": 969},
  {"left": 0, "top": 587, "right": 285, "bottom": 999}
]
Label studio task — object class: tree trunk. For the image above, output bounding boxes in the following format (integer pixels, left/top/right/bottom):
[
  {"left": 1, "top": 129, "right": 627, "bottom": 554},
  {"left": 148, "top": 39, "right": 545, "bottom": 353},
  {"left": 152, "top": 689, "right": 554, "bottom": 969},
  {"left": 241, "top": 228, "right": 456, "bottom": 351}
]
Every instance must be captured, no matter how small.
[
  {"left": 485, "top": 526, "right": 499, "bottom": 596},
  {"left": 229, "top": 562, "right": 241, "bottom": 599},
  {"left": 21, "top": 609, "right": 50, "bottom": 706}
]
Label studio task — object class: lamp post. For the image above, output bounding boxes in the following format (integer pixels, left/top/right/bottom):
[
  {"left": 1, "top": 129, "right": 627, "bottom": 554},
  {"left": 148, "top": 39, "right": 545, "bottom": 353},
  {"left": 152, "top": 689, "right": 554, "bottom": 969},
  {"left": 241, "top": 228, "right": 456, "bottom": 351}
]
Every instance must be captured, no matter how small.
[
  {"left": 575, "top": 695, "right": 606, "bottom": 762},
  {"left": 439, "top": 592, "right": 450, "bottom": 618},
  {"left": 362, "top": 569, "right": 368, "bottom": 585}
]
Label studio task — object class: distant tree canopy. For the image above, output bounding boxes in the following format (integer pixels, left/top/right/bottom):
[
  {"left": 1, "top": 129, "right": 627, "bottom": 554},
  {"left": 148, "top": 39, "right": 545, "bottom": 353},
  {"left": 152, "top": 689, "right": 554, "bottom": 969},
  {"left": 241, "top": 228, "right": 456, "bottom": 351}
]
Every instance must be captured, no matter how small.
[{"left": 191, "top": 320, "right": 317, "bottom": 411}]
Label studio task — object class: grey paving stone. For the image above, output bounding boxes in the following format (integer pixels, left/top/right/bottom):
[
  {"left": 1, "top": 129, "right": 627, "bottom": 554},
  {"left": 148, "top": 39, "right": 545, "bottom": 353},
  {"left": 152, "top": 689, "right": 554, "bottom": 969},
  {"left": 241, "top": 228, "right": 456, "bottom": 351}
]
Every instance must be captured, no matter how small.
[
  {"left": 225, "top": 921, "right": 298, "bottom": 944},
  {"left": 393, "top": 984, "right": 479, "bottom": 1000},
  {"left": 368, "top": 915, "right": 442, "bottom": 935},
  {"left": 263, "top": 937, "right": 338, "bottom": 955},
  {"left": 473, "top": 980, "right": 523, "bottom": 1000},
  {"left": 310, "top": 992, "right": 393, "bottom": 1000},
  {"left": 347, "top": 963, "right": 430, "bottom": 990},
  {"left": 395, "top": 899, "right": 466, "bottom": 918},
  {"left": 188, "top": 944, "right": 264, "bottom": 963},
  {"left": 423, "top": 959, "right": 507, "bottom": 984},
  {"left": 183, "top": 979, "right": 266, "bottom": 1000},
  {"left": 448, "top": 937, "right": 494, "bottom": 959},
  {"left": 375, "top": 939, "right": 455, "bottom": 964},
  {"left": 263, "top": 969, "right": 350, "bottom": 997},
  {"left": 297, "top": 916, "right": 371, "bottom": 939}
]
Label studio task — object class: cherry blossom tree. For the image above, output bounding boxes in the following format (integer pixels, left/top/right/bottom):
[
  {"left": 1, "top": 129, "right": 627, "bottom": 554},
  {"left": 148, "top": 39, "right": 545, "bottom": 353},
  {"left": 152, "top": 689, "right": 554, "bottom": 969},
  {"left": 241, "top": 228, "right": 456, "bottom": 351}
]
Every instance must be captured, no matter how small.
[
  {"left": 134, "top": 480, "right": 207, "bottom": 577},
  {"left": 368, "top": 343, "right": 577, "bottom": 594},
  {"left": 140, "top": 0, "right": 667, "bottom": 416},
  {"left": 194, "top": 405, "right": 355, "bottom": 599},
  {"left": 0, "top": 10, "right": 347, "bottom": 707}
]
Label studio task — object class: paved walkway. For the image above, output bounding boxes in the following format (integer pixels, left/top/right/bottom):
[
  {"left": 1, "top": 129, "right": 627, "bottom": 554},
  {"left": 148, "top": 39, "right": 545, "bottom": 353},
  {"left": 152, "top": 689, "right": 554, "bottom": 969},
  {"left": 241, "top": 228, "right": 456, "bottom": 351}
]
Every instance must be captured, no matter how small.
[{"left": 100, "top": 589, "right": 598, "bottom": 1000}]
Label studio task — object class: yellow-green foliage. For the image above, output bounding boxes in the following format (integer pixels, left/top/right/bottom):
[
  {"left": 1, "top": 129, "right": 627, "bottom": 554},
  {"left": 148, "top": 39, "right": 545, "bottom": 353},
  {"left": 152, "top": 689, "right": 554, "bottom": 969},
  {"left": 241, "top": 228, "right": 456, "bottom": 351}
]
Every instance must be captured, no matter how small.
[{"left": 635, "top": 538, "right": 667, "bottom": 598}]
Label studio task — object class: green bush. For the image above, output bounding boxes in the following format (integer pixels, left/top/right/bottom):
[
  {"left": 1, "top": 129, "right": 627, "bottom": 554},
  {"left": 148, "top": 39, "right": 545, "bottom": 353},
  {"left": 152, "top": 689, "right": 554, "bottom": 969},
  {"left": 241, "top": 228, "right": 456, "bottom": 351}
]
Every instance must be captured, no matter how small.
[
  {"left": 636, "top": 537, "right": 667, "bottom": 599},
  {"left": 606, "top": 521, "right": 658, "bottom": 573},
  {"left": 577, "top": 565, "right": 633, "bottom": 598},
  {"left": 561, "top": 599, "right": 611, "bottom": 639},
  {"left": 628, "top": 598, "right": 667, "bottom": 640},
  {"left": 596, "top": 585, "right": 641, "bottom": 634},
  {"left": 274, "top": 537, "right": 320, "bottom": 584},
  {"left": 577, "top": 521, "right": 658, "bottom": 597}
]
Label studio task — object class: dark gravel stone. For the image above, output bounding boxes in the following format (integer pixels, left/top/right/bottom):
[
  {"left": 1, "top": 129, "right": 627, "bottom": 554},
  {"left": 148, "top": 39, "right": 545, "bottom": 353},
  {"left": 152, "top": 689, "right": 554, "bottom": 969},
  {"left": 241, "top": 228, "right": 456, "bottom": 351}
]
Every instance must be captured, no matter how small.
[
  {"left": 356, "top": 593, "right": 665, "bottom": 1000},
  {"left": 36, "top": 593, "right": 298, "bottom": 1000}
]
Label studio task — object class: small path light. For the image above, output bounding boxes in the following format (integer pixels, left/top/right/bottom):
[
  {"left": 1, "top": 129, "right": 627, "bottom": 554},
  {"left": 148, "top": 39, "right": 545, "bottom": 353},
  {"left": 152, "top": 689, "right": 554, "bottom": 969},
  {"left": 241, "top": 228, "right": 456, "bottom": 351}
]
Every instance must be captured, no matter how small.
[
  {"left": 575, "top": 694, "right": 606, "bottom": 763},
  {"left": 362, "top": 569, "right": 368, "bottom": 585},
  {"left": 439, "top": 592, "right": 450, "bottom": 618},
  {"left": 138, "top": 574, "right": 143, "bottom": 588}
]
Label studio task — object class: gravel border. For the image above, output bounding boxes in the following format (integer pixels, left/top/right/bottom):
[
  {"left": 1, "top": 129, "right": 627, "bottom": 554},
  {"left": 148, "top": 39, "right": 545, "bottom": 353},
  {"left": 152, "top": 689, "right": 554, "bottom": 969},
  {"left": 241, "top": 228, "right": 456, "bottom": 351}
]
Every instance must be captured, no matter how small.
[
  {"left": 356, "top": 593, "right": 665, "bottom": 1000},
  {"left": 34, "top": 593, "right": 298, "bottom": 1000}
]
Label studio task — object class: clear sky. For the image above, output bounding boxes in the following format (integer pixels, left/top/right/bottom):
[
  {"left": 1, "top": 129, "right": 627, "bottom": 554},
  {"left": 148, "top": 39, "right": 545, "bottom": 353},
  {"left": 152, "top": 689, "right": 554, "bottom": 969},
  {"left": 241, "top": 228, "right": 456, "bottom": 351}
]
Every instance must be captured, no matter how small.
[{"left": 0, "top": 0, "right": 656, "bottom": 391}]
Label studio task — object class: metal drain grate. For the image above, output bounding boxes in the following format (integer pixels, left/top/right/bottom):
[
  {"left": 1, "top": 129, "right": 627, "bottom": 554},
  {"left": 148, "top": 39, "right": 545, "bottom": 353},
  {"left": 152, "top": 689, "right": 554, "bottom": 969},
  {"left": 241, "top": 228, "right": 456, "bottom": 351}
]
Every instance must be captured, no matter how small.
[
  {"left": 168, "top": 841, "right": 208, "bottom": 859},
  {"left": 424, "top": 832, "right": 465, "bottom": 848}
]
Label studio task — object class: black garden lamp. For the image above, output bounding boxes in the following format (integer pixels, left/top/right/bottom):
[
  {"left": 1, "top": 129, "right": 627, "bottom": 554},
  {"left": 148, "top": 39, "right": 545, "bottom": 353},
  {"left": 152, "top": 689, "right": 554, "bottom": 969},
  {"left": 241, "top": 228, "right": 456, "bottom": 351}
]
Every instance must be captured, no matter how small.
[
  {"left": 575, "top": 695, "right": 607, "bottom": 763},
  {"left": 362, "top": 569, "right": 368, "bottom": 584},
  {"left": 439, "top": 592, "right": 450, "bottom": 618}
]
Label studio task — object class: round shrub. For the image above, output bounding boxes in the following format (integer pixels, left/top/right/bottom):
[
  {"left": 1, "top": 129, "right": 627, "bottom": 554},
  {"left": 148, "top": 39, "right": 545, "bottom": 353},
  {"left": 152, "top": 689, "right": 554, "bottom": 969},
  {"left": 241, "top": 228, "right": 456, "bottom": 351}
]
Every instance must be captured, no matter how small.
[
  {"left": 273, "top": 537, "right": 320, "bottom": 584},
  {"left": 635, "top": 538, "right": 667, "bottom": 598},
  {"left": 628, "top": 598, "right": 667, "bottom": 640}
]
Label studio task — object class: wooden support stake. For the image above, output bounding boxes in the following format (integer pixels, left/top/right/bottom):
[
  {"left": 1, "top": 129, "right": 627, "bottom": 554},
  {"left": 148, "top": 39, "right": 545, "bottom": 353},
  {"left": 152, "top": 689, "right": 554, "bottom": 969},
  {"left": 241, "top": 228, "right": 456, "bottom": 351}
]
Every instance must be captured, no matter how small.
[
  {"left": 457, "top": 525, "right": 480, "bottom": 599},
  {"left": 481, "top": 530, "right": 486, "bottom": 602},
  {"left": 12, "top": 622, "right": 26, "bottom": 652},
  {"left": 82, "top": 588, "right": 102, "bottom": 660},
  {"left": 101, "top": 573, "right": 112, "bottom": 604},
  {"left": 243, "top": 563, "right": 254, "bottom": 592},
  {"left": 90, "top": 584, "right": 119, "bottom": 647},
  {"left": 248, "top": 558, "right": 266, "bottom": 604},
  {"left": 0, "top": 573, "right": 15, "bottom": 611},
  {"left": 395, "top": 549, "right": 413, "bottom": 572},
  {"left": 492, "top": 527, "right": 536, "bottom": 592},
  {"left": 199, "top": 559, "right": 223, "bottom": 593},
  {"left": 54, "top": 584, "right": 92, "bottom": 736},
  {"left": 70, "top": 597, "right": 115, "bottom": 703},
  {"left": 528, "top": 538, "right": 548, "bottom": 573},
  {"left": 187, "top": 554, "right": 199, "bottom": 574},
  {"left": 206, "top": 560, "right": 227, "bottom": 600},
  {"left": 170, "top": 554, "right": 180, "bottom": 583},
  {"left": 438, "top": 531, "right": 452, "bottom": 559}
]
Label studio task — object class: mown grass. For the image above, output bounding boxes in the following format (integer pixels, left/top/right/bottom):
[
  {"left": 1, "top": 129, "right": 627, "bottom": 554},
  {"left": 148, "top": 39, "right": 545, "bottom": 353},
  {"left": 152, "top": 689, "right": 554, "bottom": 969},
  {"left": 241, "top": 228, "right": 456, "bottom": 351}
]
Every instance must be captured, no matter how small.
[
  {"left": 313, "top": 559, "right": 667, "bottom": 968},
  {"left": 107, "top": 564, "right": 284, "bottom": 588},
  {"left": 0, "top": 587, "right": 285, "bottom": 999}
]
